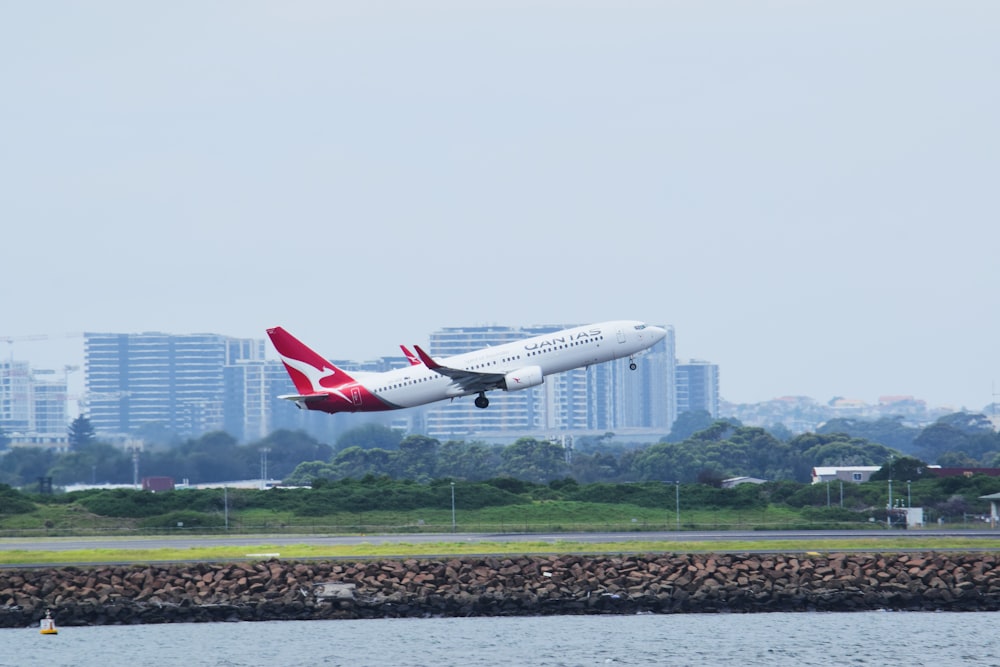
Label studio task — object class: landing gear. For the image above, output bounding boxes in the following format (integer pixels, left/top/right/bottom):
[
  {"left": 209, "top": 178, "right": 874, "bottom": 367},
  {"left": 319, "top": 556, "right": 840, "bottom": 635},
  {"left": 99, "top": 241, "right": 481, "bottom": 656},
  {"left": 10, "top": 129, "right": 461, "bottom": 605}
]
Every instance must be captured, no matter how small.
[
  {"left": 475, "top": 393, "right": 490, "bottom": 409},
  {"left": 629, "top": 356, "right": 637, "bottom": 371}
]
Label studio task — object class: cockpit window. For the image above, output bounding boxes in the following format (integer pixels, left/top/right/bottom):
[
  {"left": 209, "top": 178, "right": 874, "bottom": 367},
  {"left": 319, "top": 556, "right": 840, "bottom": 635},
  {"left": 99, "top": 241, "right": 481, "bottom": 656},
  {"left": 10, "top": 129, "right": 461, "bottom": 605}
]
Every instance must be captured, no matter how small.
[{"left": 634, "top": 324, "right": 646, "bottom": 330}]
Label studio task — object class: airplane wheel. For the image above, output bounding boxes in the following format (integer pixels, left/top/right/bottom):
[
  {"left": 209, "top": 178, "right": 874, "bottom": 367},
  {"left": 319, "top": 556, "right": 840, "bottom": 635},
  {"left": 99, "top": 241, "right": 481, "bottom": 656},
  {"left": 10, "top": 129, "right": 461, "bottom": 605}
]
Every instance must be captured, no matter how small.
[
  {"left": 629, "top": 362, "right": 637, "bottom": 371},
  {"left": 475, "top": 395, "right": 489, "bottom": 409}
]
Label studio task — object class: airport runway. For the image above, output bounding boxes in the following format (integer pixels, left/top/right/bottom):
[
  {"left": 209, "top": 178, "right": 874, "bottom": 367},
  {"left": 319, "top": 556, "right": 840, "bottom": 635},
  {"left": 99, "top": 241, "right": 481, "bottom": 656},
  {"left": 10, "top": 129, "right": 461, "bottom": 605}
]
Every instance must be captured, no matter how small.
[{"left": 2, "top": 529, "right": 999, "bottom": 553}]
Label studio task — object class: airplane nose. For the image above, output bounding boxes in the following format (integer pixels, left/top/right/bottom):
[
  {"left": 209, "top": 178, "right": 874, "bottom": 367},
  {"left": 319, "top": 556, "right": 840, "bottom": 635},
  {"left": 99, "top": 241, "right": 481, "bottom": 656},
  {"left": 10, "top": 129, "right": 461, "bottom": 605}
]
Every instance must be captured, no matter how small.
[{"left": 648, "top": 326, "right": 668, "bottom": 343}]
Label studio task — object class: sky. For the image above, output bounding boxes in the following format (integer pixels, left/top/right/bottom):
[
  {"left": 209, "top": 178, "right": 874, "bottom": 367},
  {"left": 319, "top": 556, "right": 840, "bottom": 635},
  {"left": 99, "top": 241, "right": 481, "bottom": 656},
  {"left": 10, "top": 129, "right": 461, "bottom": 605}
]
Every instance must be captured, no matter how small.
[{"left": 2, "top": 1, "right": 998, "bottom": 412}]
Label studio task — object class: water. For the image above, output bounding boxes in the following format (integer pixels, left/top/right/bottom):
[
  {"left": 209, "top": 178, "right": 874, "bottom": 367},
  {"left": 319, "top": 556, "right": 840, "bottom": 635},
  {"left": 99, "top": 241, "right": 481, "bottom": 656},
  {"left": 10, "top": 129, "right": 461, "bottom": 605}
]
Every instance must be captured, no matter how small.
[{"left": 3, "top": 612, "right": 996, "bottom": 667}]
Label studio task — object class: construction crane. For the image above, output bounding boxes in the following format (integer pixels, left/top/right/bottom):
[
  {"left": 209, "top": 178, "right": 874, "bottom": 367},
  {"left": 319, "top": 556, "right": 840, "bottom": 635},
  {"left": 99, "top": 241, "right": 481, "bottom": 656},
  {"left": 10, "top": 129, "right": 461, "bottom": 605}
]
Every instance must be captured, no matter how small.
[
  {"left": 1, "top": 332, "right": 84, "bottom": 359},
  {"left": 1, "top": 334, "right": 50, "bottom": 344},
  {"left": 1, "top": 332, "right": 84, "bottom": 371},
  {"left": 1, "top": 336, "right": 85, "bottom": 415}
]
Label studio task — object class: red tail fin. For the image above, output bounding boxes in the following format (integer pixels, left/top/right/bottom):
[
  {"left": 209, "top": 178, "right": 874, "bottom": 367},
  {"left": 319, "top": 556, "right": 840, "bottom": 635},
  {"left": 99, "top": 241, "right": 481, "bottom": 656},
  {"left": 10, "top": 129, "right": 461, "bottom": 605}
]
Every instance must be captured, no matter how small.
[{"left": 266, "top": 327, "right": 355, "bottom": 394}]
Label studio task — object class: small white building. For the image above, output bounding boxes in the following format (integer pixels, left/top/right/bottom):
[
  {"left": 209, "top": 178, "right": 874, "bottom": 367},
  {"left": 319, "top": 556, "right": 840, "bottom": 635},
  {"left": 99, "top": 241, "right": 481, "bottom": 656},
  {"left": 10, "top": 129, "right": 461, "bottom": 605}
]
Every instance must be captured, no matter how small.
[
  {"left": 903, "top": 507, "right": 924, "bottom": 528},
  {"left": 980, "top": 492, "right": 1000, "bottom": 528},
  {"left": 812, "top": 466, "right": 882, "bottom": 485}
]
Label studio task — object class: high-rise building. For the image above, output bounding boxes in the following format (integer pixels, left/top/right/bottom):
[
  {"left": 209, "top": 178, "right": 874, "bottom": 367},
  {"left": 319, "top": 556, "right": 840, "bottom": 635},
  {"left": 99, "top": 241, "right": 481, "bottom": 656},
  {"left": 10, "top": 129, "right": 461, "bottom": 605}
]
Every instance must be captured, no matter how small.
[
  {"left": 0, "top": 360, "right": 31, "bottom": 433},
  {"left": 676, "top": 359, "right": 720, "bottom": 419},
  {"left": 85, "top": 333, "right": 264, "bottom": 438},
  {"left": 0, "top": 361, "right": 68, "bottom": 438},
  {"left": 31, "top": 374, "right": 69, "bottom": 435}
]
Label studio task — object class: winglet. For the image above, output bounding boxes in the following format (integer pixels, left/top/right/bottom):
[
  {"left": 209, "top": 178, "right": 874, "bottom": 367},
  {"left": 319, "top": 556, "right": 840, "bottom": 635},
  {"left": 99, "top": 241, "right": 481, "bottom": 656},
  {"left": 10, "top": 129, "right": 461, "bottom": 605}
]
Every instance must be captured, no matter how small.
[
  {"left": 400, "top": 345, "right": 421, "bottom": 366},
  {"left": 412, "top": 344, "right": 442, "bottom": 370}
]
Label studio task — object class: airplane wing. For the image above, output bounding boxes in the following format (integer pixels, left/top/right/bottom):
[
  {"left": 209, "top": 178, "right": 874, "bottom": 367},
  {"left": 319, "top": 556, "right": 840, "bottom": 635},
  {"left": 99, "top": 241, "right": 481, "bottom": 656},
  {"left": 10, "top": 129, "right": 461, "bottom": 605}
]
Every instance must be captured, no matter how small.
[{"left": 412, "top": 344, "right": 506, "bottom": 393}]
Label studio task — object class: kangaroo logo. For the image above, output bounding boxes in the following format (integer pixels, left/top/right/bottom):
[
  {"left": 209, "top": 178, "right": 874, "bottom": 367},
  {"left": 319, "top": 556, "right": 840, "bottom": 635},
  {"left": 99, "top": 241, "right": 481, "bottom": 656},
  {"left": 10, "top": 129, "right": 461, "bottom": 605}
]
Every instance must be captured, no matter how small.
[{"left": 280, "top": 355, "right": 338, "bottom": 391}]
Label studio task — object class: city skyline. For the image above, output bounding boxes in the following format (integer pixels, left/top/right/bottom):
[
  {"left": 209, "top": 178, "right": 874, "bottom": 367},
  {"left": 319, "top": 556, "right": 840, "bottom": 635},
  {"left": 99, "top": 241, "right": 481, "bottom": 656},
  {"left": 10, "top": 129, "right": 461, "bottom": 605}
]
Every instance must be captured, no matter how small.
[
  {"left": 4, "top": 323, "right": 995, "bottom": 423},
  {"left": 3, "top": 3, "right": 998, "bottom": 411},
  {"left": 1, "top": 325, "right": 688, "bottom": 443}
]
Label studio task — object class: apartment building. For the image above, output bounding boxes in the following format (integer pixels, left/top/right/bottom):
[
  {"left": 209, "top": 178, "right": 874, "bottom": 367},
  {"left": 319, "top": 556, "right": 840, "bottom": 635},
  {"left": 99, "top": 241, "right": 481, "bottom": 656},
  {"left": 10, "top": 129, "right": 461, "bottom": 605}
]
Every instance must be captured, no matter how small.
[
  {"left": 85, "top": 332, "right": 264, "bottom": 438},
  {"left": 676, "top": 359, "right": 720, "bottom": 418}
]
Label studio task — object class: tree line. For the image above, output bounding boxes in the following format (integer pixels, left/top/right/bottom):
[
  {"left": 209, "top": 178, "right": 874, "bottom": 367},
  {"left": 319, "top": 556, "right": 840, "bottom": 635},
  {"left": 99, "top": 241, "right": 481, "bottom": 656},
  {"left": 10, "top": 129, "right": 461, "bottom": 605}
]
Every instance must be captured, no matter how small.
[
  {"left": 0, "top": 410, "right": 998, "bottom": 490},
  {"left": 3, "top": 471, "right": 1000, "bottom": 529}
]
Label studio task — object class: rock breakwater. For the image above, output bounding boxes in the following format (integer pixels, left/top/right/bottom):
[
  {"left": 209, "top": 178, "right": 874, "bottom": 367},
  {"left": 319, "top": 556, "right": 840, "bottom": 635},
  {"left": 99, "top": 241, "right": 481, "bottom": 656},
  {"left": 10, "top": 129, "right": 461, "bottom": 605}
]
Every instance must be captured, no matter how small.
[{"left": 2, "top": 552, "right": 999, "bottom": 627}]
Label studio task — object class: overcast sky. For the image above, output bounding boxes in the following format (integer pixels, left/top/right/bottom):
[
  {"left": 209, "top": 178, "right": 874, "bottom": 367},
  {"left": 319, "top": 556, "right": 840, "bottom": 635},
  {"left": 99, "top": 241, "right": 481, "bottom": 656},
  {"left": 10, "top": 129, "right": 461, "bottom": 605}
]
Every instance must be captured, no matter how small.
[{"left": 2, "top": 1, "right": 998, "bottom": 411}]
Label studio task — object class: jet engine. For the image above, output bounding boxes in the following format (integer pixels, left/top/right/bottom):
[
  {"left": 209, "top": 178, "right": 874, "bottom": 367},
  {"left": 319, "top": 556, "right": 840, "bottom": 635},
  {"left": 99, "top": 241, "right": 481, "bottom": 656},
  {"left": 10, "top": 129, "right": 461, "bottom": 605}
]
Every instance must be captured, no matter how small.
[{"left": 501, "top": 366, "right": 544, "bottom": 391}]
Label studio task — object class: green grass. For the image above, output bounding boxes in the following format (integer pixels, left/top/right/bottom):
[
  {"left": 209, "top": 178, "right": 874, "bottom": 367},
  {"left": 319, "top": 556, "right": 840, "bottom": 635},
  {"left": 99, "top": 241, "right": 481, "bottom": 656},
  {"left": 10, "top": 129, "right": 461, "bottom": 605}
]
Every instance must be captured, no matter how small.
[
  {"left": 1, "top": 497, "right": 990, "bottom": 567},
  {"left": 1, "top": 502, "right": 828, "bottom": 536}
]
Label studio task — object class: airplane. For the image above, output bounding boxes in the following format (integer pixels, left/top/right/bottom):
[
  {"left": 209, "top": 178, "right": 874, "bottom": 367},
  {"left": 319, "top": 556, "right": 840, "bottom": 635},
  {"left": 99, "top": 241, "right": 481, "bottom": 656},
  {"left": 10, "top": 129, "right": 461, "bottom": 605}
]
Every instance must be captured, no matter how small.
[{"left": 266, "top": 320, "right": 668, "bottom": 414}]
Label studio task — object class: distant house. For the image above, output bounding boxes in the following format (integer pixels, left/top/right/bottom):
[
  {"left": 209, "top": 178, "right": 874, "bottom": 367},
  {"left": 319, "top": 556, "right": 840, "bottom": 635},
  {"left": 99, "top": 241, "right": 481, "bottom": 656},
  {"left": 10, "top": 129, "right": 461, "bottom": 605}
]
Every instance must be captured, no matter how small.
[{"left": 811, "top": 466, "right": 882, "bottom": 485}]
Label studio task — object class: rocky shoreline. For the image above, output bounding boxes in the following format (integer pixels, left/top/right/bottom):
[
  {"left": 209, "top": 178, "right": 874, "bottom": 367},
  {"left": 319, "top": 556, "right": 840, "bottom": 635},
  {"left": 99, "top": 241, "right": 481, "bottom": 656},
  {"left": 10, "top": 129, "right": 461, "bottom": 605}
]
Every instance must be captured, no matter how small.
[{"left": 2, "top": 552, "right": 999, "bottom": 627}]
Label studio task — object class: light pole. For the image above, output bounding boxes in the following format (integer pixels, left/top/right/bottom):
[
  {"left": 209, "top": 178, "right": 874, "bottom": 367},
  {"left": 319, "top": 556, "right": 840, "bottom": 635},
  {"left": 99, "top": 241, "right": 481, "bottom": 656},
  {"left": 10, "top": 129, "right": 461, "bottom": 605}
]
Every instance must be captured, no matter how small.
[
  {"left": 907, "top": 480, "right": 912, "bottom": 508},
  {"left": 450, "top": 482, "right": 456, "bottom": 533},
  {"left": 887, "top": 457, "right": 893, "bottom": 529},
  {"left": 260, "top": 448, "right": 271, "bottom": 490},
  {"left": 675, "top": 481, "right": 680, "bottom": 531}
]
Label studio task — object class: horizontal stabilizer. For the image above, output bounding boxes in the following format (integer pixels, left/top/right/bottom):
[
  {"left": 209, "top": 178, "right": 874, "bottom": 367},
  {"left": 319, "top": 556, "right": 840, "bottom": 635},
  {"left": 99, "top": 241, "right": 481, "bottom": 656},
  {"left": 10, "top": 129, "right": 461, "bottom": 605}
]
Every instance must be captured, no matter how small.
[{"left": 278, "top": 393, "right": 329, "bottom": 403}]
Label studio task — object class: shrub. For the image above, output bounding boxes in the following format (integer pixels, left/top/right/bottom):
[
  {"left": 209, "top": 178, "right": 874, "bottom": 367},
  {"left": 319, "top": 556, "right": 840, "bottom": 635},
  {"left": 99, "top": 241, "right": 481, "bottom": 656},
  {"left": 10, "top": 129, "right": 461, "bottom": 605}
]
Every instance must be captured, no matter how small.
[
  {"left": 0, "top": 484, "right": 35, "bottom": 514},
  {"left": 138, "top": 510, "right": 225, "bottom": 529}
]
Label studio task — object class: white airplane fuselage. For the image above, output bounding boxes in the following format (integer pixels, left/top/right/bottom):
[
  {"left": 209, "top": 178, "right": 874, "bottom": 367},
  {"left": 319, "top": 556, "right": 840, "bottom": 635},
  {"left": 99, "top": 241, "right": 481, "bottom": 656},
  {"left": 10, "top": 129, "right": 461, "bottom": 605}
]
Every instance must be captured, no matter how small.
[{"left": 267, "top": 320, "right": 667, "bottom": 414}]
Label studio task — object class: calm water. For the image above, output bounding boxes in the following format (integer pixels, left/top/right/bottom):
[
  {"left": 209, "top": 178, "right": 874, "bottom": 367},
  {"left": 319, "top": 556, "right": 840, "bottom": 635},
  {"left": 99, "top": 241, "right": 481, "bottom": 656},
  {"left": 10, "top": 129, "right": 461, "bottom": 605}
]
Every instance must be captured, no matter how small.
[{"left": 3, "top": 612, "right": 996, "bottom": 667}]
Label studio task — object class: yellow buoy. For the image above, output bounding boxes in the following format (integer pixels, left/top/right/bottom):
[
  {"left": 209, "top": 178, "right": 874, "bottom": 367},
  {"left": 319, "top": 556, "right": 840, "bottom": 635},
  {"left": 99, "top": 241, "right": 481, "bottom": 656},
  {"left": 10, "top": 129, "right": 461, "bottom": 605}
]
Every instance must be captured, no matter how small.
[{"left": 39, "top": 610, "right": 58, "bottom": 635}]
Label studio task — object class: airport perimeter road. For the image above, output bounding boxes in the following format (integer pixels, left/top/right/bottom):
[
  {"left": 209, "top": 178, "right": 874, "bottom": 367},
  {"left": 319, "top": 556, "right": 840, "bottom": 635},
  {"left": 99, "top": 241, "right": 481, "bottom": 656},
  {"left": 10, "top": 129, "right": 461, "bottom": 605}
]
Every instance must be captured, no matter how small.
[{"left": 2, "top": 529, "right": 1000, "bottom": 553}]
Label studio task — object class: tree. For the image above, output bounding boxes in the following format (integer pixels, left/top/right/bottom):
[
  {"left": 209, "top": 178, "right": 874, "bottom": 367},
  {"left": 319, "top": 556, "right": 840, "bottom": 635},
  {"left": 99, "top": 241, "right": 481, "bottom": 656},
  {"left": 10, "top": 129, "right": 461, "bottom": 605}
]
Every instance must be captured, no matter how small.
[
  {"left": 499, "top": 437, "right": 569, "bottom": 482},
  {"left": 335, "top": 424, "right": 403, "bottom": 452},
  {"left": 664, "top": 410, "right": 715, "bottom": 442},
  {"left": 251, "top": 429, "right": 334, "bottom": 479},
  {"left": 936, "top": 451, "right": 980, "bottom": 467},
  {"left": 436, "top": 440, "right": 503, "bottom": 481},
  {"left": 394, "top": 435, "right": 440, "bottom": 481},
  {"left": 696, "top": 468, "right": 726, "bottom": 487},
  {"left": 630, "top": 441, "right": 703, "bottom": 482},
  {"left": 0, "top": 446, "right": 54, "bottom": 487},
  {"left": 570, "top": 451, "right": 623, "bottom": 484},
  {"left": 913, "top": 423, "right": 972, "bottom": 464},
  {"left": 765, "top": 423, "right": 793, "bottom": 442},
  {"left": 283, "top": 460, "right": 336, "bottom": 486},
  {"left": 327, "top": 446, "right": 394, "bottom": 479},
  {"left": 151, "top": 431, "right": 250, "bottom": 483},
  {"left": 817, "top": 416, "right": 920, "bottom": 454},
  {"left": 68, "top": 416, "right": 96, "bottom": 449},
  {"left": 869, "top": 456, "right": 930, "bottom": 482},
  {"left": 48, "top": 442, "right": 131, "bottom": 485},
  {"left": 935, "top": 412, "right": 996, "bottom": 434}
]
